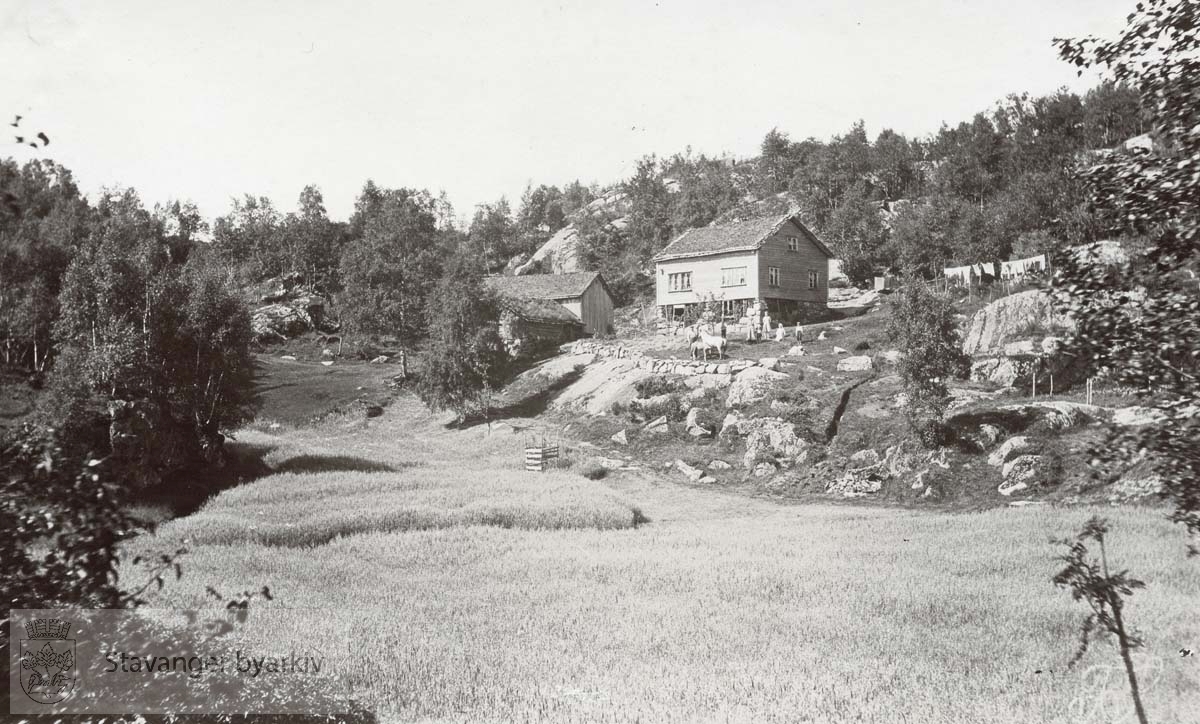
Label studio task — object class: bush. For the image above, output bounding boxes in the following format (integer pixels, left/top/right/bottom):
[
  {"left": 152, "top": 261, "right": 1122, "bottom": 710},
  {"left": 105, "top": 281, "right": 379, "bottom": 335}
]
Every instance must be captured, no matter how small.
[
  {"left": 689, "top": 406, "right": 721, "bottom": 432},
  {"left": 888, "top": 279, "right": 970, "bottom": 446},
  {"left": 634, "top": 375, "right": 686, "bottom": 398},
  {"left": 632, "top": 394, "right": 685, "bottom": 422},
  {"left": 579, "top": 461, "right": 609, "bottom": 480}
]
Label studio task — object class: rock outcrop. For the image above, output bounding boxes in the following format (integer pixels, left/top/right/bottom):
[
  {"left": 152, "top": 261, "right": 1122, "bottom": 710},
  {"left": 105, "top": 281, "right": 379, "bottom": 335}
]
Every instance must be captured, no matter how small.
[
  {"left": 251, "top": 304, "right": 313, "bottom": 342},
  {"left": 837, "top": 355, "right": 874, "bottom": 373},
  {"left": 249, "top": 273, "right": 336, "bottom": 342},
  {"left": 998, "top": 454, "right": 1053, "bottom": 496},
  {"left": 738, "top": 417, "right": 808, "bottom": 469},
  {"left": 988, "top": 436, "right": 1034, "bottom": 467},
  {"left": 725, "top": 367, "right": 790, "bottom": 408},
  {"left": 961, "top": 290, "right": 1073, "bottom": 355}
]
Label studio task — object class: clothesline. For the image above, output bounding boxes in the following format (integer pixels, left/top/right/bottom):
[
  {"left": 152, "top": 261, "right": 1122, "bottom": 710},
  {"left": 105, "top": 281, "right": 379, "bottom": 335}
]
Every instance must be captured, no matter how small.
[{"left": 942, "top": 254, "right": 1047, "bottom": 285}]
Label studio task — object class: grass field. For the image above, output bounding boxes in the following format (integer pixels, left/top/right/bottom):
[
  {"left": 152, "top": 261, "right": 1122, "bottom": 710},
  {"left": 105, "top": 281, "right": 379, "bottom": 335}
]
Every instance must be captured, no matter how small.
[
  {"left": 253, "top": 355, "right": 400, "bottom": 427},
  {"left": 130, "top": 394, "right": 1200, "bottom": 723}
]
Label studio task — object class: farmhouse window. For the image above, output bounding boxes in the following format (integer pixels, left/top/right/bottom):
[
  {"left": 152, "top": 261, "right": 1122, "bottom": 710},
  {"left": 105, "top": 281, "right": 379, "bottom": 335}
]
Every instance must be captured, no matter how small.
[
  {"left": 721, "top": 266, "right": 747, "bottom": 287},
  {"left": 786, "top": 235, "right": 799, "bottom": 252},
  {"left": 768, "top": 266, "right": 780, "bottom": 286},
  {"left": 668, "top": 272, "right": 692, "bottom": 292},
  {"left": 808, "top": 270, "right": 820, "bottom": 289}
]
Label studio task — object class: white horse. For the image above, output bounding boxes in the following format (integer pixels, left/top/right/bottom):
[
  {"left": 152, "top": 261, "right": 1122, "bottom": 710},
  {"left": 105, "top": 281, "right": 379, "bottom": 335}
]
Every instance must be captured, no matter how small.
[
  {"left": 695, "top": 328, "right": 727, "bottom": 359},
  {"left": 686, "top": 324, "right": 727, "bottom": 360}
]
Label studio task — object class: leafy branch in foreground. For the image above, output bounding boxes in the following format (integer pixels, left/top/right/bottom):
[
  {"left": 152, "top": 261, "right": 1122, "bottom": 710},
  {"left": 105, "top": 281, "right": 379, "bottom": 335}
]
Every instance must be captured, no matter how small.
[
  {"left": 1053, "top": 516, "right": 1149, "bottom": 724},
  {"left": 1052, "top": 0, "right": 1200, "bottom": 550}
]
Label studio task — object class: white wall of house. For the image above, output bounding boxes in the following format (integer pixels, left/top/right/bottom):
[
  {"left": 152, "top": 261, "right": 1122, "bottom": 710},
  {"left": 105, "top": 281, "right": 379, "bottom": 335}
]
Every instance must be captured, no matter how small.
[{"left": 655, "top": 250, "right": 761, "bottom": 308}]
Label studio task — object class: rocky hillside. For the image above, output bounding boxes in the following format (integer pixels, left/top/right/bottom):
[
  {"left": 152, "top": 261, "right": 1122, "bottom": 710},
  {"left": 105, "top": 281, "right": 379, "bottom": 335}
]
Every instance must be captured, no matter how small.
[
  {"left": 480, "top": 290, "right": 1154, "bottom": 510},
  {"left": 513, "top": 188, "right": 633, "bottom": 275}
]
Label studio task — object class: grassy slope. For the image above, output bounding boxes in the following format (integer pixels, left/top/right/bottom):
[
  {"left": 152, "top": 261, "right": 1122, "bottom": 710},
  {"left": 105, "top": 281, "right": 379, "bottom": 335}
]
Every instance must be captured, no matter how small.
[
  {"left": 252, "top": 354, "right": 400, "bottom": 427},
  {"left": 131, "top": 395, "right": 1200, "bottom": 723}
]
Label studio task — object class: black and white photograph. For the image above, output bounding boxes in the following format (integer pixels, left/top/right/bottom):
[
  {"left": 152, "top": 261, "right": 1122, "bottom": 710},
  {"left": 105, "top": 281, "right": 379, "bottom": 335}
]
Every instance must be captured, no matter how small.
[{"left": 2, "top": 1, "right": 1198, "bottom": 721}]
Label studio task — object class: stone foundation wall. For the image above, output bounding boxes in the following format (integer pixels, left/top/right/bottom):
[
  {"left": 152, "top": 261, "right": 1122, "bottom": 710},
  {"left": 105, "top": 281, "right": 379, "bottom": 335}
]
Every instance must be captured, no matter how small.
[{"left": 568, "top": 340, "right": 774, "bottom": 377}]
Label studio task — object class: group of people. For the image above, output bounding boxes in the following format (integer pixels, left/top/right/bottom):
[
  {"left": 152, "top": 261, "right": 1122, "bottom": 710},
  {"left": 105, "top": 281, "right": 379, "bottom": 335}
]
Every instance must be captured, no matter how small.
[
  {"left": 744, "top": 311, "right": 803, "bottom": 344},
  {"left": 677, "top": 304, "right": 806, "bottom": 359}
]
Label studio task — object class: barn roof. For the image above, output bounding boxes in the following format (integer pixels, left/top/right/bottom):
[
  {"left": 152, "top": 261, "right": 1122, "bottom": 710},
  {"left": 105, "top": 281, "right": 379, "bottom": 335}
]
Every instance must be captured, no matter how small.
[
  {"left": 495, "top": 295, "right": 584, "bottom": 325},
  {"left": 653, "top": 211, "right": 834, "bottom": 262},
  {"left": 484, "top": 271, "right": 607, "bottom": 300}
]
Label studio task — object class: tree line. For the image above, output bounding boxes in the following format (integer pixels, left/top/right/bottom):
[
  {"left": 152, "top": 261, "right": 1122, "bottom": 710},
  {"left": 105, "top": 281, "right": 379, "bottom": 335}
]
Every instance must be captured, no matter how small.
[
  {"left": 533, "top": 81, "right": 1145, "bottom": 300},
  {"left": 0, "top": 78, "right": 1152, "bottom": 472},
  {"left": 0, "top": 163, "right": 541, "bottom": 483}
]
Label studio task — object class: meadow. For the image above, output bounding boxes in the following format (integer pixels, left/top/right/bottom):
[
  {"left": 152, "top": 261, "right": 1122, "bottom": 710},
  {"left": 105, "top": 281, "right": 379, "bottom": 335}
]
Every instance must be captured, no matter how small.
[{"left": 131, "top": 393, "right": 1200, "bottom": 723}]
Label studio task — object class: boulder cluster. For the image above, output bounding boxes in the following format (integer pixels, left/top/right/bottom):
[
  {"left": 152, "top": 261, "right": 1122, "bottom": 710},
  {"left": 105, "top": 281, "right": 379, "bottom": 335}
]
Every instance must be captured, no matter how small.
[{"left": 250, "top": 272, "right": 339, "bottom": 343}]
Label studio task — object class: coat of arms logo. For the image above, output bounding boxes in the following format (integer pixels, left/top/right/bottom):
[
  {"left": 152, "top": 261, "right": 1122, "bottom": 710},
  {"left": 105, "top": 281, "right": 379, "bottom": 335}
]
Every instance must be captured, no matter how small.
[{"left": 19, "top": 618, "right": 77, "bottom": 704}]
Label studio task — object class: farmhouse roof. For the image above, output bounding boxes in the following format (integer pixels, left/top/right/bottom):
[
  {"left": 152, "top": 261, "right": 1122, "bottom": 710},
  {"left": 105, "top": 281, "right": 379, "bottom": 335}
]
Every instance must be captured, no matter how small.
[
  {"left": 484, "top": 271, "right": 607, "bottom": 300},
  {"left": 653, "top": 211, "right": 834, "bottom": 262},
  {"left": 495, "top": 295, "right": 584, "bottom": 325}
]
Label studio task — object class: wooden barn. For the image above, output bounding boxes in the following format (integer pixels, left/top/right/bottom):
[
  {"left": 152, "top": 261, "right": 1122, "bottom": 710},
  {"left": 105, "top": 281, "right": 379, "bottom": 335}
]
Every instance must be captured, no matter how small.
[
  {"left": 492, "top": 295, "right": 584, "bottom": 358},
  {"left": 484, "top": 272, "right": 615, "bottom": 336}
]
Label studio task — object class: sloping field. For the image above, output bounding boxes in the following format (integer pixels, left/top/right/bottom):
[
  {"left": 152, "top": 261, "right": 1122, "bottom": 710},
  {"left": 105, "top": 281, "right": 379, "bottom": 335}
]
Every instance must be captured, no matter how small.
[{"left": 131, "top": 397, "right": 1200, "bottom": 723}]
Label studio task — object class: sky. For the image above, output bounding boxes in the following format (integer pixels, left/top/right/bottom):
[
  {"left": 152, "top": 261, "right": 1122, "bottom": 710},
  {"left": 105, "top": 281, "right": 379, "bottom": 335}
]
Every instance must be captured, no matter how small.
[{"left": 0, "top": 0, "right": 1132, "bottom": 226}]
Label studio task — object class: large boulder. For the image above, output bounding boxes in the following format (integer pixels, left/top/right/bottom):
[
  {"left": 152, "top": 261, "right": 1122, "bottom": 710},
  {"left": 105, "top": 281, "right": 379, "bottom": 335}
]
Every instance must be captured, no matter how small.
[
  {"left": 251, "top": 303, "right": 312, "bottom": 341},
  {"left": 682, "top": 373, "right": 733, "bottom": 390},
  {"left": 837, "top": 355, "right": 874, "bottom": 373},
  {"left": 948, "top": 400, "right": 1107, "bottom": 437},
  {"left": 999, "top": 454, "right": 1054, "bottom": 495},
  {"left": 961, "top": 290, "right": 1074, "bottom": 355},
  {"left": 1005, "top": 401, "right": 1107, "bottom": 430},
  {"left": 739, "top": 417, "right": 809, "bottom": 469},
  {"left": 725, "top": 366, "right": 790, "bottom": 408},
  {"left": 988, "top": 436, "right": 1034, "bottom": 467}
]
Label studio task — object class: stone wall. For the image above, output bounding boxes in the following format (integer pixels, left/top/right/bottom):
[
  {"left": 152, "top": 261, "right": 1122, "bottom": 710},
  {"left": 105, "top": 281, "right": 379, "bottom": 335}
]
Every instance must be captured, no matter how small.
[{"left": 568, "top": 340, "right": 773, "bottom": 377}]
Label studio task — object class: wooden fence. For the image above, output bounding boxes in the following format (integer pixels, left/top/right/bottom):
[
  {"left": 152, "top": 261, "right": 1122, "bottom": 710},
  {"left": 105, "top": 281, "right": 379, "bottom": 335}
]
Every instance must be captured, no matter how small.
[{"left": 524, "top": 434, "right": 561, "bottom": 472}]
